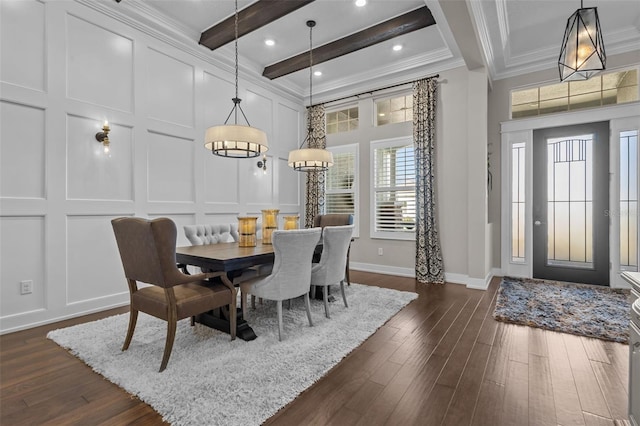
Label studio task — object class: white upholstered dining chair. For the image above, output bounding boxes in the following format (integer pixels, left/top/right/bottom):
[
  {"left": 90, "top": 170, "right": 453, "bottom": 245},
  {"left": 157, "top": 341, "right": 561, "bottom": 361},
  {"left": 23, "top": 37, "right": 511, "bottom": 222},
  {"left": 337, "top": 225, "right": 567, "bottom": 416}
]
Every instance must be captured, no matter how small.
[
  {"left": 310, "top": 224, "right": 354, "bottom": 318},
  {"left": 239, "top": 228, "right": 322, "bottom": 341}
]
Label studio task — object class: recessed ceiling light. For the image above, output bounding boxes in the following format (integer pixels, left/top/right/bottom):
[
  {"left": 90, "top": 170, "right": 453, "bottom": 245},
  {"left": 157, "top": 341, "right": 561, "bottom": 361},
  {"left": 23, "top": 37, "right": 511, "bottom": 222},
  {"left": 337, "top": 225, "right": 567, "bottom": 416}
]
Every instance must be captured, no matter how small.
[
  {"left": 314, "top": 70, "right": 322, "bottom": 76},
  {"left": 265, "top": 39, "right": 275, "bottom": 46},
  {"left": 392, "top": 44, "right": 403, "bottom": 51},
  {"left": 355, "top": 0, "right": 366, "bottom": 7}
]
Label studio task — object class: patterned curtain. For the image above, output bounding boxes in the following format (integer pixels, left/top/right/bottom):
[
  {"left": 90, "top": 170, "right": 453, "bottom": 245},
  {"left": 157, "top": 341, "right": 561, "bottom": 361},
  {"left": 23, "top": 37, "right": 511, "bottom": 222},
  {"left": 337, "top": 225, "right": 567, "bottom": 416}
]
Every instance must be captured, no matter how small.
[
  {"left": 304, "top": 104, "right": 326, "bottom": 228},
  {"left": 414, "top": 78, "right": 445, "bottom": 284}
]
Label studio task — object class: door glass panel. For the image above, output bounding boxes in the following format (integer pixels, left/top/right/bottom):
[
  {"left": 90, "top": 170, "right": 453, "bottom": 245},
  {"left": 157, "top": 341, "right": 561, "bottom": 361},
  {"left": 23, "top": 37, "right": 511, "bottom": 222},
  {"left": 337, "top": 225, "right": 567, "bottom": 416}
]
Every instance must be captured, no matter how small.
[
  {"left": 620, "top": 130, "right": 639, "bottom": 270},
  {"left": 511, "top": 142, "right": 526, "bottom": 262},
  {"left": 546, "top": 135, "right": 594, "bottom": 268}
]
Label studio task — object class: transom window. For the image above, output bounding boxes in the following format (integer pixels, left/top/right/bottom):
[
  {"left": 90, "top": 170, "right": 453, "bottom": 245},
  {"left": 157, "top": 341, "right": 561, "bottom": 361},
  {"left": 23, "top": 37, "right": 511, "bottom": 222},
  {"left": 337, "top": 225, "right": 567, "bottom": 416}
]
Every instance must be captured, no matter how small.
[
  {"left": 326, "top": 106, "right": 358, "bottom": 134},
  {"left": 511, "top": 69, "right": 638, "bottom": 119},
  {"left": 375, "top": 94, "right": 413, "bottom": 126}
]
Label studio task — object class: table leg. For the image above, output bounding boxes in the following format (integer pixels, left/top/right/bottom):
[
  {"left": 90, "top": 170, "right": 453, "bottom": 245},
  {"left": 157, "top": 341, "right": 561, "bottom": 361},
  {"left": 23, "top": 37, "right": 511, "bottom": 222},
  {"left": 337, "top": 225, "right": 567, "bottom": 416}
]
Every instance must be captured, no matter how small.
[
  {"left": 195, "top": 274, "right": 257, "bottom": 341},
  {"left": 195, "top": 309, "right": 257, "bottom": 341}
]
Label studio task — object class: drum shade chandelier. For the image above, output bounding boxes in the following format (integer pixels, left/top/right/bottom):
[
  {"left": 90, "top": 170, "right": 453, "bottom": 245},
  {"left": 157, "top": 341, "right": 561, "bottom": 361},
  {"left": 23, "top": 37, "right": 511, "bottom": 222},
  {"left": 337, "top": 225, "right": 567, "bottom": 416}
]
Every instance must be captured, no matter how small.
[
  {"left": 204, "top": 0, "right": 268, "bottom": 158},
  {"left": 288, "top": 20, "right": 334, "bottom": 172},
  {"left": 558, "top": 0, "right": 606, "bottom": 82}
]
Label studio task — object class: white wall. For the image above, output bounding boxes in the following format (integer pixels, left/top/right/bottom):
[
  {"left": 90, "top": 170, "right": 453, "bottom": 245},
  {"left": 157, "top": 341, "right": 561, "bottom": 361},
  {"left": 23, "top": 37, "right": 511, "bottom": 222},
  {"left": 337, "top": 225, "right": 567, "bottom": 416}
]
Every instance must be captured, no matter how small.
[
  {"left": 0, "top": 0, "right": 304, "bottom": 333},
  {"left": 327, "top": 66, "right": 491, "bottom": 287}
]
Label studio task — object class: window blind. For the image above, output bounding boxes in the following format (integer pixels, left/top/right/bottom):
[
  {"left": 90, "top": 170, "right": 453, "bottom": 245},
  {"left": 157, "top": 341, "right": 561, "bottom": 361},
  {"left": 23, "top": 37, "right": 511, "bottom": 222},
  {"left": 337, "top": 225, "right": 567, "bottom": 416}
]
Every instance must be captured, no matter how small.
[
  {"left": 373, "top": 144, "right": 416, "bottom": 232},
  {"left": 326, "top": 151, "right": 355, "bottom": 215}
]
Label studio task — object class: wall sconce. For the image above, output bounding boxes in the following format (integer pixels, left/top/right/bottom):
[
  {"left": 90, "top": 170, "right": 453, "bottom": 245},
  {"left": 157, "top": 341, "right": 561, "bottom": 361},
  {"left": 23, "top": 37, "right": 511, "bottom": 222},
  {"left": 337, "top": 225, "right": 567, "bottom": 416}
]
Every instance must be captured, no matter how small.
[
  {"left": 256, "top": 155, "right": 267, "bottom": 173},
  {"left": 95, "top": 121, "right": 110, "bottom": 154}
]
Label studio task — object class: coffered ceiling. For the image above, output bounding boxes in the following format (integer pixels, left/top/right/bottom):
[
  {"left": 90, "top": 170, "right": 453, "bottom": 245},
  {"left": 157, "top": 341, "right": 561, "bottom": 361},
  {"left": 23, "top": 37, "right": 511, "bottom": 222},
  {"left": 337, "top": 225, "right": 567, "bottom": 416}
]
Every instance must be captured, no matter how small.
[{"left": 108, "top": 0, "right": 640, "bottom": 101}]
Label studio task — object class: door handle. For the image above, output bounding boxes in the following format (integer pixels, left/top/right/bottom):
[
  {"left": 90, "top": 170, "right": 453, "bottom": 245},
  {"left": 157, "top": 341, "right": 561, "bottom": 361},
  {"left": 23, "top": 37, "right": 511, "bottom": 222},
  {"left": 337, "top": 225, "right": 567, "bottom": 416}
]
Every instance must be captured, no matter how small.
[{"left": 534, "top": 220, "right": 545, "bottom": 226}]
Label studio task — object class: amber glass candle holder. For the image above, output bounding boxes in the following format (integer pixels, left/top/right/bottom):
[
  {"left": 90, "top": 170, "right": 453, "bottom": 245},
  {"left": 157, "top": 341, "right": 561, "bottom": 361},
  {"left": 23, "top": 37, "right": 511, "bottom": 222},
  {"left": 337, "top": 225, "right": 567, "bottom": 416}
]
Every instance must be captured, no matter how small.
[
  {"left": 261, "top": 209, "right": 279, "bottom": 244},
  {"left": 283, "top": 215, "right": 299, "bottom": 230},
  {"left": 237, "top": 216, "right": 258, "bottom": 247}
]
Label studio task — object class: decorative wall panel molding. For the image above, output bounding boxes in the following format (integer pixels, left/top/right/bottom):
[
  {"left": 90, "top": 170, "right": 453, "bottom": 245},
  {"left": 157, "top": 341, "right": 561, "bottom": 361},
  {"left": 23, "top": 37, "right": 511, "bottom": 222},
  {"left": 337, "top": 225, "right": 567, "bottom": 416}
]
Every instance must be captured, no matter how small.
[
  {"left": 278, "top": 157, "right": 300, "bottom": 207},
  {"left": 147, "top": 131, "right": 195, "bottom": 202},
  {"left": 67, "top": 14, "right": 134, "bottom": 112},
  {"left": 0, "top": 216, "right": 46, "bottom": 316},
  {"left": 0, "top": 0, "right": 46, "bottom": 92},
  {"left": 277, "top": 103, "right": 300, "bottom": 152},
  {"left": 148, "top": 213, "right": 195, "bottom": 247},
  {"left": 0, "top": 0, "right": 303, "bottom": 333},
  {"left": 66, "top": 215, "right": 127, "bottom": 304},
  {"left": 203, "top": 71, "right": 236, "bottom": 126},
  {"left": 146, "top": 47, "right": 195, "bottom": 128},
  {"left": 0, "top": 101, "right": 46, "bottom": 199},
  {"left": 66, "top": 115, "right": 133, "bottom": 201}
]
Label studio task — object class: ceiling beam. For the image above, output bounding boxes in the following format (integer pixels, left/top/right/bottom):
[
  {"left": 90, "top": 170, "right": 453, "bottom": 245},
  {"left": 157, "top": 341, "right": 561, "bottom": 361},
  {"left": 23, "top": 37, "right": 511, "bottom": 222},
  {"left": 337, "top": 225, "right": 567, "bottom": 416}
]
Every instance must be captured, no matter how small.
[
  {"left": 262, "top": 6, "right": 436, "bottom": 80},
  {"left": 199, "top": 0, "right": 315, "bottom": 51}
]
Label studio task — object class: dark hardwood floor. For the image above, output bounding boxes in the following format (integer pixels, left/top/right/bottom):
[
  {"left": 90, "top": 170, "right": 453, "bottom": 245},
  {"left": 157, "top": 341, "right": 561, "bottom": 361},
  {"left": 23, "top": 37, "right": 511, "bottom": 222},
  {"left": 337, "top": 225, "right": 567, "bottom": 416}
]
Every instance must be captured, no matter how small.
[{"left": 1, "top": 271, "right": 630, "bottom": 425}]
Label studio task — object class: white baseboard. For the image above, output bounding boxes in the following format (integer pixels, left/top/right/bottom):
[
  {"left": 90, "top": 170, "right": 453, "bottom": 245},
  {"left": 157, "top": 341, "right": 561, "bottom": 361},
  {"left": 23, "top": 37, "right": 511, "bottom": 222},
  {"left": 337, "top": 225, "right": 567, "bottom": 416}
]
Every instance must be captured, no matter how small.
[
  {"left": 350, "top": 262, "right": 415, "bottom": 278},
  {"left": 444, "top": 272, "right": 468, "bottom": 285},
  {"left": 0, "top": 301, "right": 129, "bottom": 335},
  {"left": 349, "top": 263, "right": 493, "bottom": 290}
]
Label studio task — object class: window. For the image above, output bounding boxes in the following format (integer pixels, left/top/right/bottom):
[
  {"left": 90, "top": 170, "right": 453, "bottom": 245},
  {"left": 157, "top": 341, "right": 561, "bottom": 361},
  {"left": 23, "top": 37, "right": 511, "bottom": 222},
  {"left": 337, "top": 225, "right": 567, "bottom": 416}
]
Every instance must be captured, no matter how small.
[
  {"left": 620, "top": 130, "right": 638, "bottom": 271},
  {"left": 326, "top": 144, "right": 359, "bottom": 236},
  {"left": 511, "top": 69, "right": 639, "bottom": 119},
  {"left": 511, "top": 142, "right": 526, "bottom": 263},
  {"left": 370, "top": 137, "right": 415, "bottom": 240},
  {"left": 326, "top": 106, "right": 358, "bottom": 134},
  {"left": 375, "top": 94, "right": 413, "bottom": 126}
]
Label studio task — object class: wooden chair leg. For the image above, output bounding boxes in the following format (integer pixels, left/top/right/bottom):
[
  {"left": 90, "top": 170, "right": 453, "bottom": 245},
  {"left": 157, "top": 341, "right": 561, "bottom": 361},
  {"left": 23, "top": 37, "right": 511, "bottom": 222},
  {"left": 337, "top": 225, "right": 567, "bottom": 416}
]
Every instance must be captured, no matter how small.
[
  {"left": 340, "top": 280, "right": 348, "bottom": 308},
  {"left": 190, "top": 316, "right": 195, "bottom": 326},
  {"left": 159, "top": 318, "right": 177, "bottom": 372},
  {"left": 304, "top": 293, "right": 313, "bottom": 327},
  {"left": 122, "top": 309, "right": 138, "bottom": 351},
  {"left": 251, "top": 295, "right": 256, "bottom": 309},
  {"left": 287, "top": 299, "right": 292, "bottom": 310},
  {"left": 323, "top": 286, "right": 330, "bottom": 319},
  {"left": 277, "top": 300, "right": 284, "bottom": 341}
]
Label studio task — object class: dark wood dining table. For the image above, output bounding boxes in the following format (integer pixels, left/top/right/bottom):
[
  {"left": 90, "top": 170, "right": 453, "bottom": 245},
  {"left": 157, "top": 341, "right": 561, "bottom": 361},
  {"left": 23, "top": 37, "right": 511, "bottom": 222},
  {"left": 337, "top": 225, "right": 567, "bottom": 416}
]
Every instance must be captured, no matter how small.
[
  {"left": 175, "top": 238, "right": 350, "bottom": 340},
  {"left": 176, "top": 242, "right": 277, "bottom": 341}
]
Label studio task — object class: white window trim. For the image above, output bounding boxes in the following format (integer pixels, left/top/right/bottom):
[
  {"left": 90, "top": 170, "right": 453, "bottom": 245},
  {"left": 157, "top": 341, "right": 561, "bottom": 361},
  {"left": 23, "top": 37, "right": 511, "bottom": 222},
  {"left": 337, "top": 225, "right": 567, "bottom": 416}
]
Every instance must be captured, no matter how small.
[
  {"left": 370, "top": 136, "right": 416, "bottom": 241},
  {"left": 326, "top": 143, "right": 359, "bottom": 238}
]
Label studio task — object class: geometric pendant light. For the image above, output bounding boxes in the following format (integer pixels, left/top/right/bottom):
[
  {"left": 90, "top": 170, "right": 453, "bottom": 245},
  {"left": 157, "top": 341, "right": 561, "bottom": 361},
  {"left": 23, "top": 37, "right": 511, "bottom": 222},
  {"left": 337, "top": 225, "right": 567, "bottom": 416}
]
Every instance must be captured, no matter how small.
[
  {"left": 204, "top": 0, "right": 268, "bottom": 158},
  {"left": 558, "top": 0, "right": 606, "bottom": 82},
  {"left": 288, "top": 20, "right": 334, "bottom": 172}
]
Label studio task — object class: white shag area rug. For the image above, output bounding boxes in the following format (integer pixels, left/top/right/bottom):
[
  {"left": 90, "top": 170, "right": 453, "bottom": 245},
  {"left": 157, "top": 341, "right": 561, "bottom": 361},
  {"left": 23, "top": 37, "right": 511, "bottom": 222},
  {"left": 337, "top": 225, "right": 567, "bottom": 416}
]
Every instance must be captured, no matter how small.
[{"left": 48, "top": 283, "right": 417, "bottom": 426}]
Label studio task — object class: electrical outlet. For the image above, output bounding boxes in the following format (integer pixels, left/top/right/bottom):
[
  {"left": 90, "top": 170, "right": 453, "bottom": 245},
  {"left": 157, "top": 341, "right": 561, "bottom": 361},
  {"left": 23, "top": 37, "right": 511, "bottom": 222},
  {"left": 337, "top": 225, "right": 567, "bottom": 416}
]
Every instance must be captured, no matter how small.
[
  {"left": 378, "top": 248, "right": 383, "bottom": 256},
  {"left": 20, "top": 280, "right": 33, "bottom": 295}
]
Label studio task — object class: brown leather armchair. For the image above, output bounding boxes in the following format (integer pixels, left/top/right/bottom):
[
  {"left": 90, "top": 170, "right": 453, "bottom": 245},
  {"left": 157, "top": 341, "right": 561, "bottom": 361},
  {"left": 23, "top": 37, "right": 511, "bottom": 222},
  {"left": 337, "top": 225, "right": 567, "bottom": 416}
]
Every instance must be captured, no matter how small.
[
  {"left": 313, "top": 214, "right": 354, "bottom": 285},
  {"left": 111, "top": 217, "right": 236, "bottom": 372}
]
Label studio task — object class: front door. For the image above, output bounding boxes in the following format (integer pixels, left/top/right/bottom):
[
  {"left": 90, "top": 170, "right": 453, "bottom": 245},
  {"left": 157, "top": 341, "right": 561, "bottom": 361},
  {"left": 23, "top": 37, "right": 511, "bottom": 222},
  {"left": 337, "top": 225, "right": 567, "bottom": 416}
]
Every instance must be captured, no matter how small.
[{"left": 532, "top": 121, "right": 609, "bottom": 285}]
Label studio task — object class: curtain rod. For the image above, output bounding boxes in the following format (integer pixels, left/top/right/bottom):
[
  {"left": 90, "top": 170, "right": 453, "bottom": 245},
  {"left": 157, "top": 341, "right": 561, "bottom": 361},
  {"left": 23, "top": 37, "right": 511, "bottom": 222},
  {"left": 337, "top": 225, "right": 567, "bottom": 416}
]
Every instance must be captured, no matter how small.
[{"left": 311, "top": 74, "right": 439, "bottom": 108}]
